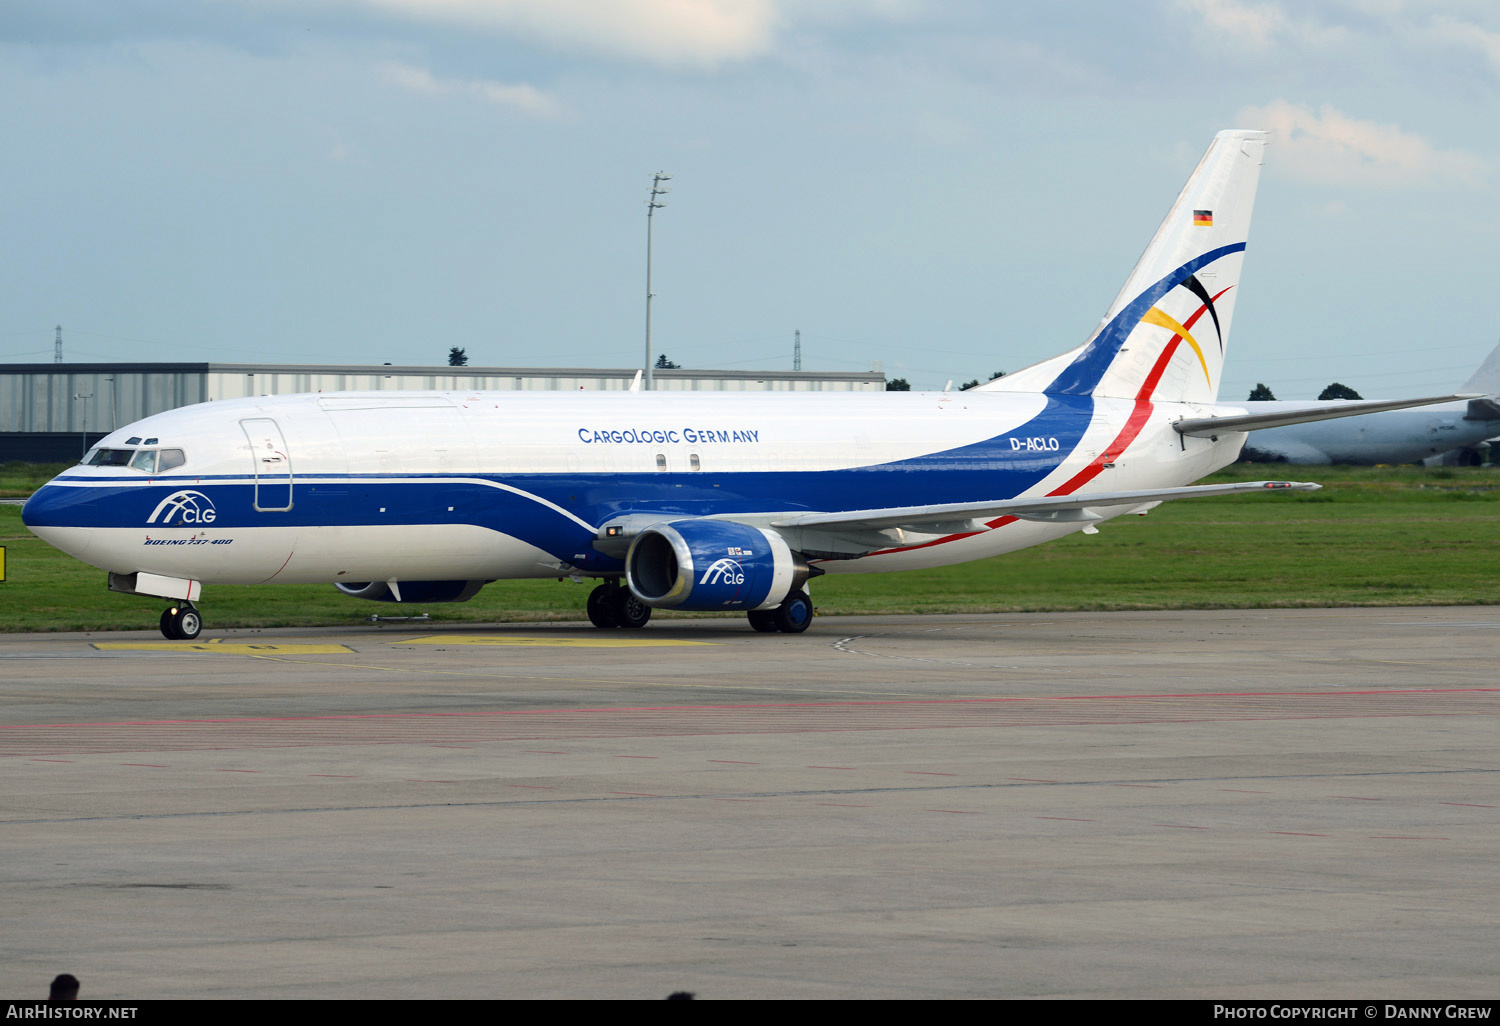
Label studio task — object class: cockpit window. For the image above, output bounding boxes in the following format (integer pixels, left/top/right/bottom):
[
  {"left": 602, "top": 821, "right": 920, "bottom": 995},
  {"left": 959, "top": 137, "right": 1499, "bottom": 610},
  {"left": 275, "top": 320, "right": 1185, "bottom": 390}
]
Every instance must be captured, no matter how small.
[
  {"left": 125, "top": 437, "right": 142, "bottom": 445},
  {"left": 86, "top": 448, "right": 135, "bottom": 467},
  {"left": 81, "top": 447, "right": 186, "bottom": 472}
]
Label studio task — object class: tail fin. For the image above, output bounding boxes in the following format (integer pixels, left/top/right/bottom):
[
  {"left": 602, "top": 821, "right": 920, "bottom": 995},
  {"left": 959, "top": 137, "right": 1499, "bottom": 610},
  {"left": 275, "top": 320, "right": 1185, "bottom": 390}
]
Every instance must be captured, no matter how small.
[
  {"left": 1458, "top": 338, "right": 1500, "bottom": 396},
  {"left": 981, "top": 129, "right": 1266, "bottom": 403}
]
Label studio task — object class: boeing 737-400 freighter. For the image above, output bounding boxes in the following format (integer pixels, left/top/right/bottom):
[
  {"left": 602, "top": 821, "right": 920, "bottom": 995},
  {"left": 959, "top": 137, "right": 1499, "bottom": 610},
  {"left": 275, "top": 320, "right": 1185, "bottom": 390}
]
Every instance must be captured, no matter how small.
[{"left": 21, "top": 130, "right": 1463, "bottom": 640}]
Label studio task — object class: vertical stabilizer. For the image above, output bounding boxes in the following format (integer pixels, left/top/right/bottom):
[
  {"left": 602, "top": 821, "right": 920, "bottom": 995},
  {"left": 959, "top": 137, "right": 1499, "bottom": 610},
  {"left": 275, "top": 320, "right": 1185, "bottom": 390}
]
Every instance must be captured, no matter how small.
[
  {"left": 982, "top": 130, "right": 1266, "bottom": 403},
  {"left": 1458, "top": 339, "right": 1500, "bottom": 396}
]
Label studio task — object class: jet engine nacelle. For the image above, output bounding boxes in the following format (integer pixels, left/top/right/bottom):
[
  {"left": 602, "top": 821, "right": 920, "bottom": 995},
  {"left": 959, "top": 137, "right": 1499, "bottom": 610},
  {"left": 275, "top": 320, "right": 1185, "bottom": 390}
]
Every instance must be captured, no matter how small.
[
  {"left": 626, "top": 519, "right": 806, "bottom": 611},
  {"left": 334, "top": 580, "right": 488, "bottom": 603}
]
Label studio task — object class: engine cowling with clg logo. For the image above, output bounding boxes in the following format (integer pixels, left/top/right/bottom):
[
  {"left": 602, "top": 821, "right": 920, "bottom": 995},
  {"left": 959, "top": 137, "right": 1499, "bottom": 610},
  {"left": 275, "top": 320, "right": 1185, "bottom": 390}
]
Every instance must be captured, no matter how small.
[{"left": 625, "top": 519, "right": 807, "bottom": 612}]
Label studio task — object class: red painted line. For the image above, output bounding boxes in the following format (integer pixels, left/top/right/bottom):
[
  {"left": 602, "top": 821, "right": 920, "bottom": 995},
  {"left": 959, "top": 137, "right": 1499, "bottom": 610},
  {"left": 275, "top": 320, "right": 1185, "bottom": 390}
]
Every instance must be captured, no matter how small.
[
  {"left": 906, "top": 771, "right": 958, "bottom": 776},
  {"left": 864, "top": 292, "right": 1233, "bottom": 558},
  {"left": 709, "top": 760, "right": 760, "bottom": 765},
  {"left": 1154, "top": 824, "right": 1210, "bottom": 830},
  {"left": 1440, "top": 802, "right": 1496, "bottom": 808},
  {"left": 1037, "top": 816, "right": 1095, "bottom": 822},
  {"left": 1271, "top": 831, "right": 1330, "bottom": 837},
  {"left": 2, "top": 687, "right": 1494, "bottom": 730}
]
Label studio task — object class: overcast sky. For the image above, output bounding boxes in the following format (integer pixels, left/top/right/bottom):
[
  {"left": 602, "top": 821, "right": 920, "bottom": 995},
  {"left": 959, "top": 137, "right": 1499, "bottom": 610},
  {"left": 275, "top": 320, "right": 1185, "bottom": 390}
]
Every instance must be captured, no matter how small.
[{"left": 2, "top": 0, "right": 1497, "bottom": 396}]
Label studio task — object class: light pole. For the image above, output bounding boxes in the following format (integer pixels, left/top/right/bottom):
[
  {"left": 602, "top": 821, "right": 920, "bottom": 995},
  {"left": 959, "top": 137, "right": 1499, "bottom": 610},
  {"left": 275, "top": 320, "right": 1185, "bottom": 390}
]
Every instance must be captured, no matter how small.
[
  {"left": 73, "top": 392, "right": 93, "bottom": 457},
  {"left": 644, "top": 172, "right": 670, "bottom": 391}
]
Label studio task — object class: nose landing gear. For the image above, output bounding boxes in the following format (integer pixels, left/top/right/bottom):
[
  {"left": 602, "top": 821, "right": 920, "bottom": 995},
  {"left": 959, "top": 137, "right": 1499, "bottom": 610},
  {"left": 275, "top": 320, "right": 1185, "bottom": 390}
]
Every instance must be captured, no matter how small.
[{"left": 160, "top": 603, "right": 203, "bottom": 641}]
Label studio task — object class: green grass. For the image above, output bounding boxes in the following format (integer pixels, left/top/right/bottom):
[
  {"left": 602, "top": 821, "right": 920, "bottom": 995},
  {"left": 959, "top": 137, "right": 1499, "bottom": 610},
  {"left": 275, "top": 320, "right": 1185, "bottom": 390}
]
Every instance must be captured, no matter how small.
[
  {"left": 0, "top": 462, "right": 71, "bottom": 499},
  {"left": 3, "top": 464, "right": 1499, "bottom": 632}
]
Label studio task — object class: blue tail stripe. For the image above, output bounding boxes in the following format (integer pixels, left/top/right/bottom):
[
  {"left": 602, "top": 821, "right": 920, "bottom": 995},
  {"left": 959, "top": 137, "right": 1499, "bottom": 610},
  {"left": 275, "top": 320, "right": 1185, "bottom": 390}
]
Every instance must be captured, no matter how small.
[{"left": 1045, "top": 243, "right": 1246, "bottom": 396}]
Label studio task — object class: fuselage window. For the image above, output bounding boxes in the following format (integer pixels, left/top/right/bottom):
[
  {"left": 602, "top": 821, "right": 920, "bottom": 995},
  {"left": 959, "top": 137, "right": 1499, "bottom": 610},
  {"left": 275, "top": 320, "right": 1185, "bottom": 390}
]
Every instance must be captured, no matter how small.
[
  {"left": 655, "top": 453, "right": 667, "bottom": 471},
  {"left": 130, "top": 450, "right": 158, "bottom": 473},
  {"left": 690, "top": 453, "right": 701, "bottom": 471},
  {"left": 158, "top": 449, "right": 186, "bottom": 472}
]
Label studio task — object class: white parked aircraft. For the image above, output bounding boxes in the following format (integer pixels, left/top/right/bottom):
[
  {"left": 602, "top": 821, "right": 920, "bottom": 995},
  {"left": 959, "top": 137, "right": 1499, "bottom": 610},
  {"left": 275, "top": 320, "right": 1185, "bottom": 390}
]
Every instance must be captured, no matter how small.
[
  {"left": 21, "top": 131, "right": 1458, "bottom": 640},
  {"left": 1240, "top": 341, "right": 1500, "bottom": 465}
]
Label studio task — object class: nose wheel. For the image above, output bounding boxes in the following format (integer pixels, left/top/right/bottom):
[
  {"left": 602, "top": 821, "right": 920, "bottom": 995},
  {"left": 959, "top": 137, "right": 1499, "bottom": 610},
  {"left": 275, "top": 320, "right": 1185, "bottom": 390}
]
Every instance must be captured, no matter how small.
[{"left": 160, "top": 603, "right": 203, "bottom": 641}]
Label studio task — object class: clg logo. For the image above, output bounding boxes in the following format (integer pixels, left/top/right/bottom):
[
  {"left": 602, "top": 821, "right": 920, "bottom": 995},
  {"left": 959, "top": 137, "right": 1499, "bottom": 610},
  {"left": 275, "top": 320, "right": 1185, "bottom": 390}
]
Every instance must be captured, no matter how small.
[
  {"left": 698, "top": 558, "right": 746, "bottom": 586},
  {"left": 147, "top": 490, "right": 217, "bottom": 526}
]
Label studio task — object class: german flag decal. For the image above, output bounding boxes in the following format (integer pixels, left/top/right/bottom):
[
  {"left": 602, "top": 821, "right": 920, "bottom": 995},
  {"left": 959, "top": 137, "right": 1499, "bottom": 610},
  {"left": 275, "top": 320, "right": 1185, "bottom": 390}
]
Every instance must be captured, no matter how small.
[{"left": 1193, "top": 209, "right": 1214, "bottom": 226}]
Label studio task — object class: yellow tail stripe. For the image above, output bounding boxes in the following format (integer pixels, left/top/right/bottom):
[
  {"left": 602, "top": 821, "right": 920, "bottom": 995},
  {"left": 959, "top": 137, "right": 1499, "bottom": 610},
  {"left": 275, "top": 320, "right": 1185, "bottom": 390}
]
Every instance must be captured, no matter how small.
[{"left": 1141, "top": 307, "right": 1211, "bottom": 386}]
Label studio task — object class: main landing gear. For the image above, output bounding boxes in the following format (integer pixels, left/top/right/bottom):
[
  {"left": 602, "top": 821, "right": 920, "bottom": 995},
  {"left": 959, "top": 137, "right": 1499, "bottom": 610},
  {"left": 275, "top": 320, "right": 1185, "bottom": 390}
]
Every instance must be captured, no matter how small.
[
  {"left": 748, "top": 589, "right": 813, "bottom": 634},
  {"left": 159, "top": 602, "right": 203, "bottom": 641},
  {"left": 587, "top": 581, "right": 652, "bottom": 629}
]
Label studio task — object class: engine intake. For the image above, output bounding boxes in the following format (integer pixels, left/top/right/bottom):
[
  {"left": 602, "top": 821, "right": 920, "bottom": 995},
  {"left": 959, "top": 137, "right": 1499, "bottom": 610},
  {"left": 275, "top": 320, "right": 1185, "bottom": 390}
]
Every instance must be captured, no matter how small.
[{"left": 626, "top": 520, "right": 806, "bottom": 611}]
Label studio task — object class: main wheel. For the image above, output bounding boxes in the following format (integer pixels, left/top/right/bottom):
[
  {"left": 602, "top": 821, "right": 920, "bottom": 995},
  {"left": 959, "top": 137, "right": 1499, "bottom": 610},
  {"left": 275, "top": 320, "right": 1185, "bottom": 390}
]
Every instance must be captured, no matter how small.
[
  {"left": 160, "top": 609, "right": 181, "bottom": 640},
  {"left": 773, "top": 590, "right": 813, "bottom": 634},
  {"left": 611, "top": 588, "right": 652, "bottom": 629},
  {"left": 587, "top": 584, "right": 620, "bottom": 628},
  {"left": 747, "top": 609, "right": 778, "bottom": 633},
  {"left": 173, "top": 605, "right": 203, "bottom": 641}
]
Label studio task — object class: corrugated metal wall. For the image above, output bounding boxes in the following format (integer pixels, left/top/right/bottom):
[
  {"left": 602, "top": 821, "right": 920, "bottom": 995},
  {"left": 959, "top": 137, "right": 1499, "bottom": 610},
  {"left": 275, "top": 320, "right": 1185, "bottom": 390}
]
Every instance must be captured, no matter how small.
[{"left": 0, "top": 364, "right": 885, "bottom": 432}]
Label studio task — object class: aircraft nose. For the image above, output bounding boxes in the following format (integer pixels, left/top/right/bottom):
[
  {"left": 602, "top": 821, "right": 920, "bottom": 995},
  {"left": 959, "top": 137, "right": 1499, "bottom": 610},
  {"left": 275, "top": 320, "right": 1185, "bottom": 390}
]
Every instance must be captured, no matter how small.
[{"left": 22, "top": 483, "right": 98, "bottom": 558}]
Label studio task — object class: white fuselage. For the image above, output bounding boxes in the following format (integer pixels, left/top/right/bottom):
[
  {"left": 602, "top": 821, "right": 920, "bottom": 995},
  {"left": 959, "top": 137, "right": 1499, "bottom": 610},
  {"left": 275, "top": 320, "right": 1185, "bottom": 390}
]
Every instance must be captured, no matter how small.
[{"left": 22, "top": 388, "right": 1241, "bottom": 588}]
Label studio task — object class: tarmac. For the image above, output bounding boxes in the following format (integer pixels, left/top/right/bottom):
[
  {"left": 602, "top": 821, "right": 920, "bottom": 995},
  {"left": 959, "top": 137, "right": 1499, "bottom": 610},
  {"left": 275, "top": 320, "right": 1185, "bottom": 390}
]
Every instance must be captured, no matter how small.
[{"left": 1, "top": 607, "right": 1497, "bottom": 999}]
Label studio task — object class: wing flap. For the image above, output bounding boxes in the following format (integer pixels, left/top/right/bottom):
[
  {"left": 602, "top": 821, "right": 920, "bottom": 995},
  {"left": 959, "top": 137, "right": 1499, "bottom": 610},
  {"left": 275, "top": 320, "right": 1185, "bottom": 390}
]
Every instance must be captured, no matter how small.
[{"left": 769, "top": 480, "right": 1319, "bottom": 534}]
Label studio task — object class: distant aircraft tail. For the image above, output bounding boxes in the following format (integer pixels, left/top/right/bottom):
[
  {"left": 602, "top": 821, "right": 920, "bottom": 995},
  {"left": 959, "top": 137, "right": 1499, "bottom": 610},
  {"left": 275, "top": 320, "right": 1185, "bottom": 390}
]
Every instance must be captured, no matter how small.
[{"left": 980, "top": 129, "right": 1267, "bottom": 404}]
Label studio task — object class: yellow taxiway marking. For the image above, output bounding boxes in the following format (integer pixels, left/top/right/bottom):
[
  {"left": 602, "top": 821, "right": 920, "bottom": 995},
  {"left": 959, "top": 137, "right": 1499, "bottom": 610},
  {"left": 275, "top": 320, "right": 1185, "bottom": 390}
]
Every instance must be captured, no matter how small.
[
  {"left": 392, "top": 634, "right": 718, "bottom": 649},
  {"left": 92, "top": 640, "right": 355, "bottom": 654}
]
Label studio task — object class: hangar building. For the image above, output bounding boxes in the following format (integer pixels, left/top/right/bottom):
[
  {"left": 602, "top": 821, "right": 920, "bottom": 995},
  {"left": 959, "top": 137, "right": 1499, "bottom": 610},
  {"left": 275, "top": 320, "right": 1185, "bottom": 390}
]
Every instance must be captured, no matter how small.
[{"left": 0, "top": 362, "right": 886, "bottom": 462}]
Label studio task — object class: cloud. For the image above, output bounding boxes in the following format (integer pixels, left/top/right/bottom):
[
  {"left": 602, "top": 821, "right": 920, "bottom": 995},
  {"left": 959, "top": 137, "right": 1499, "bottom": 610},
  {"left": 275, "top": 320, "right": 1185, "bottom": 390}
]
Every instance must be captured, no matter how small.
[
  {"left": 1177, "top": 0, "right": 1291, "bottom": 48},
  {"left": 384, "top": 62, "right": 568, "bottom": 117},
  {"left": 1426, "top": 15, "right": 1500, "bottom": 74},
  {"left": 1176, "top": 0, "right": 1353, "bottom": 50},
  {"left": 1236, "top": 99, "right": 1487, "bottom": 188},
  {"left": 357, "top": 0, "right": 780, "bottom": 67}
]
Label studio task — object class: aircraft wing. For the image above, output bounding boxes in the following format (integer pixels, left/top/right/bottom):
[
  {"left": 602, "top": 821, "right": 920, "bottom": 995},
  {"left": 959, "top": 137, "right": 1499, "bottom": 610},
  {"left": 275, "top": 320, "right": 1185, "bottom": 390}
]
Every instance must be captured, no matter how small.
[
  {"left": 768, "top": 480, "right": 1320, "bottom": 534},
  {"left": 1174, "top": 395, "right": 1475, "bottom": 437}
]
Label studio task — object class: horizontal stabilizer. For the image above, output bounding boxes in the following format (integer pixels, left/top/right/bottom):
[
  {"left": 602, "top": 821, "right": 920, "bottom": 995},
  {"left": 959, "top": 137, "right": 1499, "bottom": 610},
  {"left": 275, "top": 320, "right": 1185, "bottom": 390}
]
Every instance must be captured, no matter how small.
[
  {"left": 1174, "top": 395, "right": 1473, "bottom": 437},
  {"left": 770, "top": 480, "right": 1319, "bottom": 534}
]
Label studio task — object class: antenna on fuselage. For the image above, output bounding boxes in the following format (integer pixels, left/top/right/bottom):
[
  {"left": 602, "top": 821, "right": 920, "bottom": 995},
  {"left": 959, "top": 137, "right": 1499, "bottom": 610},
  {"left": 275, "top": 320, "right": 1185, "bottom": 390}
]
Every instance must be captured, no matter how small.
[{"left": 628, "top": 369, "right": 643, "bottom": 393}]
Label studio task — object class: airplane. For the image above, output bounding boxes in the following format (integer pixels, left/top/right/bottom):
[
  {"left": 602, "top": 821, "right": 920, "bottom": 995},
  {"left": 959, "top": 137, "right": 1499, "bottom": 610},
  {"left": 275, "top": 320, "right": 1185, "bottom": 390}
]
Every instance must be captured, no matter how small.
[
  {"left": 22, "top": 130, "right": 1465, "bottom": 641},
  {"left": 1240, "top": 341, "right": 1500, "bottom": 465}
]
